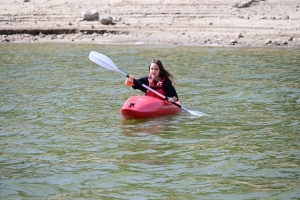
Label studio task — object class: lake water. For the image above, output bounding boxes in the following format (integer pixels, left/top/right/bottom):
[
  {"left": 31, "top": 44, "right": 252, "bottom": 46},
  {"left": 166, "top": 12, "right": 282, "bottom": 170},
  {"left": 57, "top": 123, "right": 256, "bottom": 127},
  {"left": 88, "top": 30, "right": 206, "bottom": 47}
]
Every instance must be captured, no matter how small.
[{"left": 1, "top": 43, "right": 299, "bottom": 199}]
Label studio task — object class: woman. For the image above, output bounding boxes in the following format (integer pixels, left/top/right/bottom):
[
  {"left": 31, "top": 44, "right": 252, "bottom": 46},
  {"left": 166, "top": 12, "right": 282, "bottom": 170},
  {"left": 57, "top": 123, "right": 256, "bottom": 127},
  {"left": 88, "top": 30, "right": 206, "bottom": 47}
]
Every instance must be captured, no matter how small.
[{"left": 125, "top": 59, "right": 178, "bottom": 103}]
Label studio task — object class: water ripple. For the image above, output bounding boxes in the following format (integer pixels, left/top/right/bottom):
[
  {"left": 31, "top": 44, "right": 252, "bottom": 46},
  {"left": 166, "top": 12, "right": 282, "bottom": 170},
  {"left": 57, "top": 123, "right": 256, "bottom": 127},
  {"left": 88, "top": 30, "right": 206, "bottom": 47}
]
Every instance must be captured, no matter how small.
[{"left": 1, "top": 44, "right": 299, "bottom": 199}]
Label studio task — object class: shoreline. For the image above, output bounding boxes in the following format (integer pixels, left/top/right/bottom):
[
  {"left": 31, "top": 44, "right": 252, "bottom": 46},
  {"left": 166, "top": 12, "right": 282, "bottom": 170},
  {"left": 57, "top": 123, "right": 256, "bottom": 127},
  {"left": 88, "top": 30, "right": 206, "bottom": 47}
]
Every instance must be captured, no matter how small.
[
  {"left": 1, "top": 26, "right": 299, "bottom": 48},
  {"left": 1, "top": 0, "right": 299, "bottom": 47}
]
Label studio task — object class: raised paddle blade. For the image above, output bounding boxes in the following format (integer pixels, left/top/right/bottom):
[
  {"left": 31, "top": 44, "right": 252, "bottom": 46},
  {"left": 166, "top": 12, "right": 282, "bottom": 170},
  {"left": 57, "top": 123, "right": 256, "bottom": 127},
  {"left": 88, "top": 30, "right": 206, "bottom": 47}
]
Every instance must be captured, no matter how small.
[{"left": 89, "top": 51, "right": 120, "bottom": 72}]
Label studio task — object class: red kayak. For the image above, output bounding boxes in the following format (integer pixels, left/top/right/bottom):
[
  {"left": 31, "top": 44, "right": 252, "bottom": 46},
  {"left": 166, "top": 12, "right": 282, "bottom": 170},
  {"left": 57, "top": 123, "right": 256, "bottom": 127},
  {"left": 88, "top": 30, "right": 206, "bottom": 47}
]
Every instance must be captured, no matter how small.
[{"left": 120, "top": 96, "right": 181, "bottom": 119}]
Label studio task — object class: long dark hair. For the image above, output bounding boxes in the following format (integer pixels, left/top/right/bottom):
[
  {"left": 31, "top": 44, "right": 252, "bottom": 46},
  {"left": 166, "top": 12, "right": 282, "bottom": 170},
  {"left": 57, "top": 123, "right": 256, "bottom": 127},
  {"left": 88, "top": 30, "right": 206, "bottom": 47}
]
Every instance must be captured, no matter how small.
[{"left": 149, "top": 59, "right": 176, "bottom": 84}]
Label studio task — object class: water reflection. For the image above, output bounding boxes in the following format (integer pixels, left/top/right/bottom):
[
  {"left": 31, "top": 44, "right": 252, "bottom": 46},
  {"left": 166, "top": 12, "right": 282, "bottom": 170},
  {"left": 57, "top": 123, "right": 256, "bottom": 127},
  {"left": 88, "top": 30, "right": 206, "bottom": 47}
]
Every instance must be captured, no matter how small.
[{"left": 120, "top": 116, "right": 173, "bottom": 136}]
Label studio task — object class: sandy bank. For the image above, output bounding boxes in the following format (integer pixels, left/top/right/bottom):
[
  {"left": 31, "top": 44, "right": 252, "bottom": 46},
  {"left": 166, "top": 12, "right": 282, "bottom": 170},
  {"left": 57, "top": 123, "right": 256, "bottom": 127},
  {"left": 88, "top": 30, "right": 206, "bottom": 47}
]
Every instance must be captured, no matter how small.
[{"left": 0, "top": 0, "right": 299, "bottom": 47}]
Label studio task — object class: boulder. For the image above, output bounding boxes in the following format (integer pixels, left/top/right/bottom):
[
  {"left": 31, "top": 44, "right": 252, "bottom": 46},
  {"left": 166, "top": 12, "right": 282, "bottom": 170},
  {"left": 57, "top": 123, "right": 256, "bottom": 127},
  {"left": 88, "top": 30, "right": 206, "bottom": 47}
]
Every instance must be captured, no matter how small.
[
  {"left": 100, "top": 16, "right": 113, "bottom": 25},
  {"left": 82, "top": 10, "right": 99, "bottom": 21}
]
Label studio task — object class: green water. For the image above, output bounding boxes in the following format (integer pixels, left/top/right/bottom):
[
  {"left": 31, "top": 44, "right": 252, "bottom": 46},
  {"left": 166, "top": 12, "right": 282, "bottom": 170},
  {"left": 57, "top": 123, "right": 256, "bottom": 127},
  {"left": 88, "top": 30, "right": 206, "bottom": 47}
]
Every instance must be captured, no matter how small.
[{"left": 0, "top": 44, "right": 299, "bottom": 199}]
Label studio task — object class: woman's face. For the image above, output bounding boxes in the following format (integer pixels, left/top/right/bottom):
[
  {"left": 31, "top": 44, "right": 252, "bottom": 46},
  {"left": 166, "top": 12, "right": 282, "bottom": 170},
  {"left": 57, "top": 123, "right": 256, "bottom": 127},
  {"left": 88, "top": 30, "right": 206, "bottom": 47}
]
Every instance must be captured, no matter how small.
[{"left": 149, "top": 63, "right": 160, "bottom": 80}]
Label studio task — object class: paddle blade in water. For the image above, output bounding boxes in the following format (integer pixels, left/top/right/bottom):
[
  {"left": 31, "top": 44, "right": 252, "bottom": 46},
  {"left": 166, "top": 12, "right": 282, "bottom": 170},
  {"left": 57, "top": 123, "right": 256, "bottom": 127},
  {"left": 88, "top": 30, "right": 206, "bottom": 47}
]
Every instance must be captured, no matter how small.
[
  {"left": 181, "top": 106, "right": 208, "bottom": 117},
  {"left": 188, "top": 110, "right": 209, "bottom": 117}
]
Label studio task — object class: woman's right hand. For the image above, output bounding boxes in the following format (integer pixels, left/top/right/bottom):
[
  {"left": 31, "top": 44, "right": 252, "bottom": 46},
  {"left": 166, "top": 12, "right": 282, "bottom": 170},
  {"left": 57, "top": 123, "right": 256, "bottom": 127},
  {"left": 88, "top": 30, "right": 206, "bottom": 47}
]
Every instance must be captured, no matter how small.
[{"left": 125, "top": 74, "right": 135, "bottom": 86}]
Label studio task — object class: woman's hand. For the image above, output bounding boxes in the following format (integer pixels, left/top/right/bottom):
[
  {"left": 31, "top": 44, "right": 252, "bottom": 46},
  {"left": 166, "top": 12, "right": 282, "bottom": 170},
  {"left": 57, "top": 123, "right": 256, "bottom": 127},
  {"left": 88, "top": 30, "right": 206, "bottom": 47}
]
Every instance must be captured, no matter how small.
[
  {"left": 168, "top": 96, "right": 178, "bottom": 103},
  {"left": 125, "top": 74, "right": 135, "bottom": 86}
]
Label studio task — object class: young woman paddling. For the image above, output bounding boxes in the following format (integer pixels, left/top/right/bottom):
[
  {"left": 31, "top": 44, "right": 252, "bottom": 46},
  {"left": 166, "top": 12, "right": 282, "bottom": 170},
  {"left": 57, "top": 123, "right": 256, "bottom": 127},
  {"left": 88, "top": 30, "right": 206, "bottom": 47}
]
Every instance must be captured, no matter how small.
[{"left": 125, "top": 59, "right": 179, "bottom": 103}]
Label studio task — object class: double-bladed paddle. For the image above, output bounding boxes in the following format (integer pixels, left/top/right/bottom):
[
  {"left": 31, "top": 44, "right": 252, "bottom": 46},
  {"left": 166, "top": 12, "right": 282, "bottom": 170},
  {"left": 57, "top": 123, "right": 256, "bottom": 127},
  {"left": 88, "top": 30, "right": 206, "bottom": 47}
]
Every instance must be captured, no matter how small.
[{"left": 89, "top": 51, "right": 207, "bottom": 117}]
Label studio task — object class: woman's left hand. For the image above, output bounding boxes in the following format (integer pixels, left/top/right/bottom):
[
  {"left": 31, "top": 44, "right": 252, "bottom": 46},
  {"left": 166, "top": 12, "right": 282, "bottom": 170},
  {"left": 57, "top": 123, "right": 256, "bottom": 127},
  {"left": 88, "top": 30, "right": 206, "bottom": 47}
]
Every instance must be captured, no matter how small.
[{"left": 168, "top": 96, "right": 177, "bottom": 103}]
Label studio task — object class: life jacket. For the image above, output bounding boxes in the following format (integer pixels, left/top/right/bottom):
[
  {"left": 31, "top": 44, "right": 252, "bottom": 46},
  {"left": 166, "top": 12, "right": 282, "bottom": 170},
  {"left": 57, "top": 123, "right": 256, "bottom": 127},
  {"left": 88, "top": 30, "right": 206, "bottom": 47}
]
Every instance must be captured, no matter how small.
[{"left": 146, "top": 76, "right": 166, "bottom": 100}]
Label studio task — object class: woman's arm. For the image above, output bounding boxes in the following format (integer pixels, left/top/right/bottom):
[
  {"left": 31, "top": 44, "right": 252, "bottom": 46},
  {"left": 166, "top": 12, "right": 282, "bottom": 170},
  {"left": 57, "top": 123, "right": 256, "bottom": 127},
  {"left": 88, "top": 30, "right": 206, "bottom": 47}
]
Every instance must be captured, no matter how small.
[
  {"left": 125, "top": 76, "right": 149, "bottom": 92},
  {"left": 163, "top": 80, "right": 179, "bottom": 102},
  {"left": 132, "top": 76, "right": 148, "bottom": 93}
]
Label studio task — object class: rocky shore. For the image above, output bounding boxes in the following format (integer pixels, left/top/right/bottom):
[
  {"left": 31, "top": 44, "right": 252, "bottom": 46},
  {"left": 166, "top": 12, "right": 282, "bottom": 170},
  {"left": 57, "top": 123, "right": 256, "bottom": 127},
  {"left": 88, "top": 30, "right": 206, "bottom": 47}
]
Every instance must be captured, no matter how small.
[{"left": 0, "top": 0, "right": 299, "bottom": 47}]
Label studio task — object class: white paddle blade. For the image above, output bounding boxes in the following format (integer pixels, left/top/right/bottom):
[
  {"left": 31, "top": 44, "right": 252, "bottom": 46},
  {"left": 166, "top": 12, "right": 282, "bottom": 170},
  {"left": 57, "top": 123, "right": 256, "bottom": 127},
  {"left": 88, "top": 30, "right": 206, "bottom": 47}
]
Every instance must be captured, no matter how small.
[
  {"left": 89, "top": 51, "right": 120, "bottom": 72},
  {"left": 188, "top": 110, "right": 209, "bottom": 117},
  {"left": 181, "top": 106, "right": 208, "bottom": 117}
]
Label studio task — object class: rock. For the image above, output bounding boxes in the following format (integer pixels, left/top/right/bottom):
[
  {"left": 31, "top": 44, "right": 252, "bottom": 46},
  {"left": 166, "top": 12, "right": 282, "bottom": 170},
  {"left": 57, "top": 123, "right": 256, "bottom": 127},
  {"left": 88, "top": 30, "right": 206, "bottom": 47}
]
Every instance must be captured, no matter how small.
[
  {"left": 273, "top": 40, "right": 281, "bottom": 45},
  {"left": 288, "top": 36, "right": 294, "bottom": 41},
  {"left": 100, "top": 16, "right": 113, "bottom": 25},
  {"left": 91, "top": 32, "right": 98, "bottom": 37},
  {"left": 230, "top": 39, "right": 238, "bottom": 44},
  {"left": 231, "top": 2, "right": 238, "bottom": 8},
  {"left": 57, "top": 34, "right": 64, "bottom": 39},
  {"left": 283, "top": 15, "right": 290, "bottom": 20},
  {"left": 265, "top": 39, "right": 272, "bottom": 44},
  {"left": 238, "top": 2, "right": 250, "bottom": 8},
  {"left": 231, "top": 7, "right": 239, "bottom": 14},
  {"left": 39, "top": 32, "right": 46, "bottom": 38},
  {"left": 236, "top": 33, "right": 243, "bottom": 38},
  {"left": 82, "top": 10, "right": 99, "bottom": 21}
]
